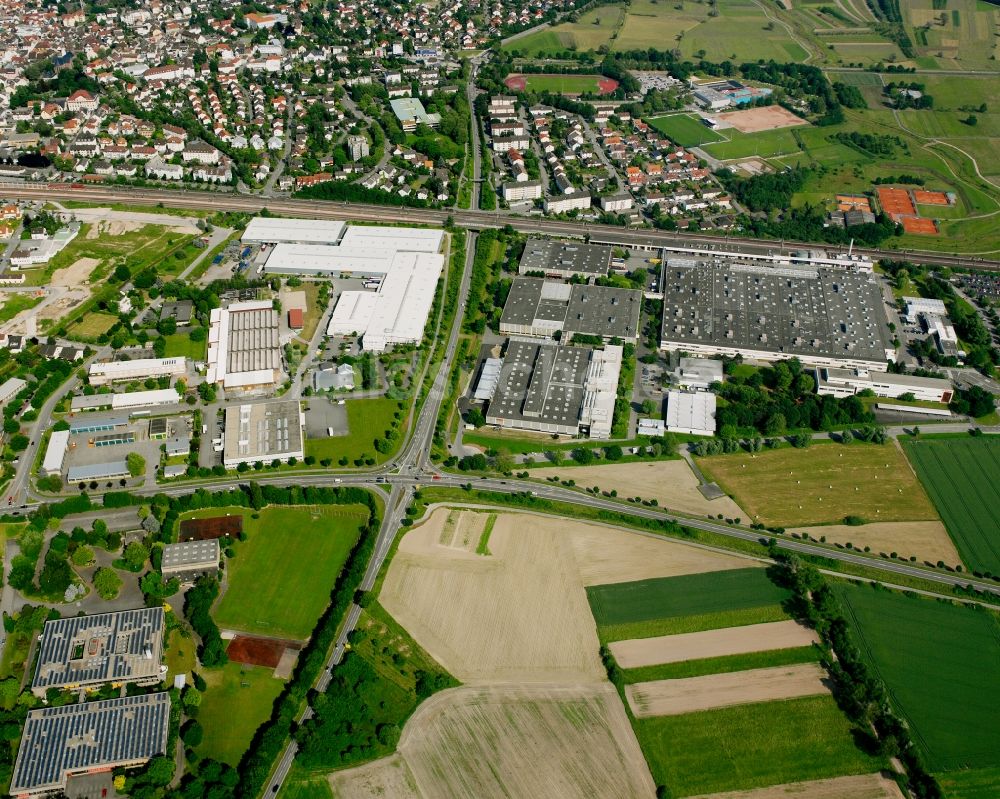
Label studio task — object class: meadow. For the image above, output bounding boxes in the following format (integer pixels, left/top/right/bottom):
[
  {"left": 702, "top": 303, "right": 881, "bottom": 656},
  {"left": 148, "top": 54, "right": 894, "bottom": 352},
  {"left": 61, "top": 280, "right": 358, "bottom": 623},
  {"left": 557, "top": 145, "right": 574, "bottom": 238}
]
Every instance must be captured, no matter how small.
[
  {"left": 902, "top": 437, "right": 1000, "bottom": 574},
  {"left": 162, "top": 332, "right": 207, "bottom": 361},
  {"left": 647, "top": 113, "right": 724, "bottom": 147},
  {"left": 634, "top": 695, "right": 886, "bottom": 795},
  {"left": 65, "top": 312, "right": 118, "bottom": 340},
  {"left": 304, "top": 398, "right": 405, "bottom": 465},
  {"left": 204, "top": 504, "right": 369, "bottom": 639},
  {"left": 697, "top": 442, "right": 939, "bottom": 527},
  {"left": 197, "top": 661, "right": 286, "bottom": 766},
  {"left": 834, "top": 582, "right": 1000, "bottom": 774}
]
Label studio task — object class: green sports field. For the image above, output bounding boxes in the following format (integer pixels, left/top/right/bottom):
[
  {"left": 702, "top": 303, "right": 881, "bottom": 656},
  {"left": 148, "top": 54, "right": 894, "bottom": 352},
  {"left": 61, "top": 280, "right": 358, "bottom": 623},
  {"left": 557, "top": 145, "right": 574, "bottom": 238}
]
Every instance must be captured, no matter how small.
[
  {"left": 519, "top": 74, "right": 606, "bottom": 94},
  {"left": 646, "top": 114, "right": 724, "bottom": 147},
  {"left": 205, "top": 504, "right": 369, "bottom": 639},
  {"left": 635, "top": 695, "right": 886, "bottom": 796},
  {"left": 902, "top": 437, "right": 1000, "bottom": 574},
  {"left": 835, "top": 582, "right": 1000, "bottom": 773},
  {"left": 703, "top": 127, "right": 803, "bottom": 160}
]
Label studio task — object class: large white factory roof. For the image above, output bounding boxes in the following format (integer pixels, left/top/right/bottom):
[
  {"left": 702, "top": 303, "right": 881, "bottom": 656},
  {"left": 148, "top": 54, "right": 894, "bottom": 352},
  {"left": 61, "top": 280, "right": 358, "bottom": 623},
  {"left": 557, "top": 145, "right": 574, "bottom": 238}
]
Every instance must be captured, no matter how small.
[
  {"left": 242, "top": 217, "right": 346, "bottom": 244},
  {"left": 264, "top": 243, "right": 402, "bottom": 275},
  {"left": 207, "top": 300, "right": 283, "bottom": 389},
  {"left": 327, "top": 251, "right": 443, "bottom": 352},
  {"left": 338, "top": 225, "right": 444, "bottom": 252}
]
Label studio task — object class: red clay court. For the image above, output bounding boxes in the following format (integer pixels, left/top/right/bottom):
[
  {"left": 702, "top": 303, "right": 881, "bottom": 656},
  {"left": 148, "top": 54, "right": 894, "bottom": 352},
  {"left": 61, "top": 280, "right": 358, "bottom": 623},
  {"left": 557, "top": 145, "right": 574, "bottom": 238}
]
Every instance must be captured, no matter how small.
[
  {"left": 179, "top": 515, "right": 243, "bottom": 541},
  {"left": 913, "top": 189, "right": 950, "bottom": 205},
  {"left": 877, "top": 187, "right": 916, "bottom": 219},
  {"left": 227, "top": 635, "right": 297, "bottom": 668},
  {"left": 901, "top": 217, "right": 939, "bottom": 235}
]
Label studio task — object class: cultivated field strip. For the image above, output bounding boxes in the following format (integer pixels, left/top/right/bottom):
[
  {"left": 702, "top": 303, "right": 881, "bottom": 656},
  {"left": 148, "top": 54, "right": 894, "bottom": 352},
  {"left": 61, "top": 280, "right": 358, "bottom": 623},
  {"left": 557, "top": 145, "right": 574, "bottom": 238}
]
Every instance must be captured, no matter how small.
[
  {"left": 610, "top": 620, "right": 819, "bottom": 669},
  {"left": 625, "top": 663, "right": 830, "bottom": 718},
  {"left": 686, "top": 772, "right": 906, "bottom": 799}
]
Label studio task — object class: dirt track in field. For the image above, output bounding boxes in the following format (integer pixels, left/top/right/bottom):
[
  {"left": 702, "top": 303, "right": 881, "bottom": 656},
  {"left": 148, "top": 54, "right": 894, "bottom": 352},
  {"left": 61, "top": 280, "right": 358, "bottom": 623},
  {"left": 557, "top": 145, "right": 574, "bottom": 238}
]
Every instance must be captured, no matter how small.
[
  {"left": 610, "top": 620, "right": 819, "bottom": 669},
  {"left": 331, "top": 683, "right": 656, "bottom": 799},
  {"left": 791, "top": 521, "right": 960, "bottom": 566},
  {"left": 687, "top": 772, "right": 906, "bottom": 799},
  {"left": 626, "top": 663, "right": 829, "bottom": 718},
  {"left": 381, "top": 509, "right": 755, "bottom": 682},
  {"left": 529, "top": 460, "right": 747, "bottom": 519}
]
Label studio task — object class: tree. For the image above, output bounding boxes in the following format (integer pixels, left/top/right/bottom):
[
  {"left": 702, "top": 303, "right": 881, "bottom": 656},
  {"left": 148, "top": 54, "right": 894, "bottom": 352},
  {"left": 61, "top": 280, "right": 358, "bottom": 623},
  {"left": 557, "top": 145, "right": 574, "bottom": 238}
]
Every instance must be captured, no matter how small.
[
  {"left": 71, "top": 545, "right": 94, "bottom": 566},
  {"left": 93, "top": 567, "right": 123, "bottom": 600},
  {"left": 181, "top": 719, "right": 204, "bottom": 747},
  {"left": 123, "top": 541, "right": 149, "bottom": 571},
  {"left": 127, "top": 452, "right": 146, "bottom": 477}
]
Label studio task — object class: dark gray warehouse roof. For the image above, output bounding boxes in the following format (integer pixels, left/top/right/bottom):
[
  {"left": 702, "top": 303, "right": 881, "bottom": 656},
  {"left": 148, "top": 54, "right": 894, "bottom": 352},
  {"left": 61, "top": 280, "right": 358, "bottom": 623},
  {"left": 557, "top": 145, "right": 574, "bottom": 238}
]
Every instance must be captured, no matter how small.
[
  {"left": 518, "top": 239, "right": 611, "bottom": 277},
  {"left": 10, "top": 693, "right": 171, "bottom": 796}
]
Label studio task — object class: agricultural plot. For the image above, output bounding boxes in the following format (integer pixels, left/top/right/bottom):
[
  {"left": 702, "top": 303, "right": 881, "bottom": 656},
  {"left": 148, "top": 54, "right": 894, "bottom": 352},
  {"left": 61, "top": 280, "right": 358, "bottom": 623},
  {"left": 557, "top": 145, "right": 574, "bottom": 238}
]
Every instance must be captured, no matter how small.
[
  {"left": 647, "top": 114, "right": 725, "bottom": 147},
  {"left": 834, "top": 582, "right": 1000, "bottom": 774},
  {"left": 588, "top": 568, "right": 788, "bottom": 639},
  {"left": 204, "top": 504, "right": 369, "bottom": 639},
  {"left": 901, "top": 437, "right": 1000, "bottom": 574},
  {"left": 502, "top": 4, "right": 623, "bottom": 55},
  {"left": 635, "top": 695, "right": 886, "bottom": 796},
  {"left": 791, "top": 520, "right": 959, "bottom": 565},
  {"left": 697, "top": 443, "right": 939, "bottom": 528},
  {"left": 684, "top": 773, "right": 905, "bottom": 799},
  {"left": 330, "top": 684, "right": 656, "bottom": 799}
]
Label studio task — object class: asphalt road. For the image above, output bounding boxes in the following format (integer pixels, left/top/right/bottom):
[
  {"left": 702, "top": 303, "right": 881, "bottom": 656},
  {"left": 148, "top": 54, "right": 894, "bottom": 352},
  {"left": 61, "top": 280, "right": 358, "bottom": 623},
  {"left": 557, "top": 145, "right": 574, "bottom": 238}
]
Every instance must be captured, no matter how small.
[{"left": 3, "top": 184, "right": 997, "bottom": 271}]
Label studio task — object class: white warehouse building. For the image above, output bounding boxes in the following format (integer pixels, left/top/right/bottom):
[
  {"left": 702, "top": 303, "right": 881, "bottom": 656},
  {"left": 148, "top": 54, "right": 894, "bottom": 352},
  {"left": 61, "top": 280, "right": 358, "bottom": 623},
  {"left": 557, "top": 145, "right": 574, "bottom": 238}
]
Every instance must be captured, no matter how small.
[{"left": 89, "top": 358, "right": 187, "bottom": 386}]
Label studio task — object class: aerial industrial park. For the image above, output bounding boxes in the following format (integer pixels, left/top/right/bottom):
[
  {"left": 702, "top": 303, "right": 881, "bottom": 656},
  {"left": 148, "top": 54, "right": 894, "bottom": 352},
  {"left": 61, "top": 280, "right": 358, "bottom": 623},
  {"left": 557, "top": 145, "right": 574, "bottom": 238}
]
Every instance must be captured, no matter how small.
[{"left": 0, "top": 0, "right": 999, "bottom": 797}]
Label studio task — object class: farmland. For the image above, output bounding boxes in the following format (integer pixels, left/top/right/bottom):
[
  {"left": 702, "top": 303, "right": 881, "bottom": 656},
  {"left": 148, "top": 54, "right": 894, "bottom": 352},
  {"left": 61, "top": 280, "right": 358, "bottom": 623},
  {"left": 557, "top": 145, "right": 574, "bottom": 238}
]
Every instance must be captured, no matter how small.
[
  {"left": 697, "top": 442, "right": 939, "bottom": 528},
  {"left": 634, "top": 695, "right": 885, "bottom": 796},
  {"left": 901, "top": 437, "right": 1000, "bottom": 574},
  {"left": 200, "top": 504, "right": 369, "bottom": 639},
  {"left": 834, "top": 582, "right": 1000, "bottom": 775},
  {"left": 588, "top": 568, "right": 788, "bottom": 641},
  {"left": 196, "top": 661, "right": 286, "bottom": 766}
]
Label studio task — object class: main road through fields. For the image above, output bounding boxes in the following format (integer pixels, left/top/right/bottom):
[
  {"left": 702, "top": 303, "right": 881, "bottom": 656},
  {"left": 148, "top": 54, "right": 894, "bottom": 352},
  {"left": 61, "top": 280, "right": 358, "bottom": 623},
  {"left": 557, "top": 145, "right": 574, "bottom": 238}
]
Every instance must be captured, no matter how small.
[{"left": 4, "top": 183, "right": 998, "bottom": 271}]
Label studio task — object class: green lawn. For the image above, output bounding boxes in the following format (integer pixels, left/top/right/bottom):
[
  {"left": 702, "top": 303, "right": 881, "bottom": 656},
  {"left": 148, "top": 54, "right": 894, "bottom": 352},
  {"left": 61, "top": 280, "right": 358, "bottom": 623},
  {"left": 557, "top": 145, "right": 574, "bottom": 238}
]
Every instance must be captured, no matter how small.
[
  {"left": 646, "top": 114, "right": 724, "bottom": 147},
  {"left": 621, "top": 645, "right": 819, "bottom": 684},
  {"left": 0, "top": 294, "right": 42, "bottom": 323},
  {"left": 207, "top": 504, "right": 369, "bottom": 639},
  {"left": 835, "top": 582, "right": 1000, "bottom": 773},
  {"left": 196, "top": 661, "right": 286, "bottom": 766},
  {"left": 901, "top": 437, "right": 1000, "bottom": 574},
  {"left": 162, "top": 332, "right": 207, "bottom": 361},
  {"left": 277, "top": 772, "right": 334, "bottom": 799},
  {"left": 703, "top": 127, "right": 803, "bottom": 160},
  {"left": 304, "top": 398, "right": 405, "bottom": 465},
  {"left": 698, "top": 442, "right": 940, "bottom": 527},
  {"left": 164, "top": 629, "right": 197, "bottom": 683},
  {"left": 66, "top": 311, "right": 118, "bottom": 340},
  {"left": 587, "top": 568, "right": 789, "bottom": 627},
  {"left": 636, "top": 695, "right": 885, "bottom": 796}
]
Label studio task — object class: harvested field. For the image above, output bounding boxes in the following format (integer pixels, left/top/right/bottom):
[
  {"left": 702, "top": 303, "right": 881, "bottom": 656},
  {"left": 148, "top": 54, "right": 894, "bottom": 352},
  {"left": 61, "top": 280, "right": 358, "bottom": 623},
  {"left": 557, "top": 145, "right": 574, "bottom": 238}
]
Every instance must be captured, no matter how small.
[
  {"left": 792, "top": 520, "right": 959, "bottom": 565},
  {"left": 611, "top": 620, "right": 819, "bottom": 669},
  {"left": 529, "top": 460, "right": 747, "bottom": 519},
  {"left": 713, "top": 106, "right": 808, "bottom": 133},
  {"left": 381, "top": 509, "right": 754, "bottom": 682},
  {"left": 331, "top": 683, "right": 656, "bottom": 799},
  {"left": 50, "top": 257, "right": 99, "bottom": 288},
  {"left": 625, "top": 663, "right": 829, "bottom": 718},
  {"left": 687, "top": 772, "right": 905, "bottom": 799},
  {"left": 226, "top": 635, "right": 292, "bottom": 668}
]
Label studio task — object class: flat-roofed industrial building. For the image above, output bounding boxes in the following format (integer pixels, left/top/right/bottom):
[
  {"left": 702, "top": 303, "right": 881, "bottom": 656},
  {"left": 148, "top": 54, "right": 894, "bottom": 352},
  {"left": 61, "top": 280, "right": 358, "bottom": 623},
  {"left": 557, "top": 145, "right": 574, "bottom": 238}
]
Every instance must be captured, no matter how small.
[
  {"left": 10, "top": 693, "right": 170, "bottom": 797},
  {"left": 518, "top": 239, "right": 611, "bottom": 280},
  {"left": 31, "top": 607, "right": 165, "bottom": 697},
  {"left": 88, "top": 357, "right": 186, "bottom": 386},
  {"left": 0, "top": 376, "right": 27, "bottom": 405},
  {"left": 161, "top": 539, "right": 220, "bottom": 581},
  {"left": 815, "top": 367, "right": 953, "bottom": 403},
  {"left": 659, "top": 260, "right": 895, "bottom": 370},
  {"left": 499, "top": 277, "right": 641, "bottom": 342},
  {"left": 483, "top": 340, "right": 622, "bottom": 438},
  {"left": 207, "top": 300, "right": 283, "bottom": 389},
  {"left": 223, "top": 400, "right": 304, "bottom": 468},
  {"left": 71, "top": 388, "right": 180, "bottom": 412},
  {"left": 666, "top": 390, "right": 717, "bottom": 436},
  {"left": 242, "top": 217, "right": 346, "bottom": 245}
]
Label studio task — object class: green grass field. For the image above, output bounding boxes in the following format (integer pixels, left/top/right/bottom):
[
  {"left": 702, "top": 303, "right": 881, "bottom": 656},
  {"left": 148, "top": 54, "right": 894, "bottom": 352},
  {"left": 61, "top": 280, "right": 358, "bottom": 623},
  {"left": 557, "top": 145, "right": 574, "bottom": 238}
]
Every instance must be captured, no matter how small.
[
  {"left": 703, "top": 127, "right": 804, "bottom": 160},
  {"left": 197, "top": 661, "right": 285, "bottom": 766},
  {"left": 519, "top": 74, "right": 606, "bottom": 94},
  {"left": 504, "top": 4, "right": 623, "bottom": 55},
  {"left": 835, "top": 582, "right": 1000, "bottom": 772},
  {"left": 304, "top": 398, "right": 405, "bottom": 465},
  {"left": 206, "top": 504, "right": 369, "bottom": 639},
  {"left": 635, "top": 695, "right": 886, "bottom": 796},
  {"left": 621, "top": 645, "right": 819, "bottom": 684},
  {"left": 646, "top": 114, "right": 724, "bottom": 147},
  {"left": 0, "top": 294, "right": 43, "bottom": 324},
  {"left": 937, "top": 766, "right": 1000, "bottom": 799},
  {"left": 901, "top": 437, "right": 1000, "bottom": 574},
  {"left": 698, "top": 442, "right": 940, "bottom": 527},
  {"left": 588, "top": 568, "right": 789, "bottom": 627},
  {"left": 277, "top": 773, "right": 334, "bottom": 799},
  {"left": 66, "top": 311, "right": 118, "bottom": 340},
  {"left": 162, "top": 332, "right": 207, "bottom": 361}
]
